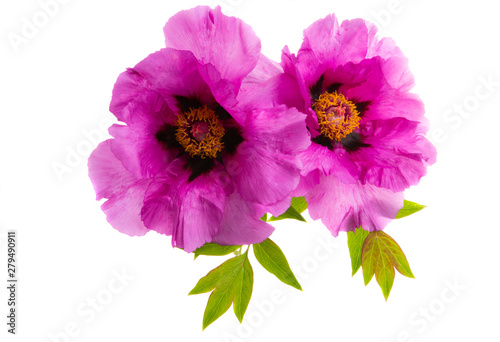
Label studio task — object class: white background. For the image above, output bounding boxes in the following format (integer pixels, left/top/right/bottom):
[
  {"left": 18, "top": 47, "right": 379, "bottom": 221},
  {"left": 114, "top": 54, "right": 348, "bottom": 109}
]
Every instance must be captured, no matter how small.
[{"left": 1, "top": 0, "right": 499, "bottom": 341}]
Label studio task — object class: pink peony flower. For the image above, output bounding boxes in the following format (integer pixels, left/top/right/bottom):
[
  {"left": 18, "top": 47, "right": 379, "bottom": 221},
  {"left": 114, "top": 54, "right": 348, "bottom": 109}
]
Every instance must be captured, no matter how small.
[
  {"left": 279, "top": 14, "right": 436, "bottom": 236},
  {"left": 88, "top": 6, "right": 310, "bottom": 252}
]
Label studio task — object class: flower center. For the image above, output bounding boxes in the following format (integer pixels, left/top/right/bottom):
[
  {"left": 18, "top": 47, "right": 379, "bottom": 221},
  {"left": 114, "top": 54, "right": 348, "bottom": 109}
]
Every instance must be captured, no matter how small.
[
  {"left": 313, "top": 91, "right": 361, "bottom": 141},
  {"left": 175, "top": 106, "right": 225, "bottom": 159}
]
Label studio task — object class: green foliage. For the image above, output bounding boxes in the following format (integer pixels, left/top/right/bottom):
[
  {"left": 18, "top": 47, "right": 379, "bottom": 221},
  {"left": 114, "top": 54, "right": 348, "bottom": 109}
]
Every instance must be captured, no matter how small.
[
  {"left": 395, "top": 200, "right": 426, "bottom": 219},
  {"left": 268, "top": 197, "right": 308, "bottom": 222},
  {"left": 253, "top": 238, "right": 302, "bottom": 291},
  {"left": 361, "top": 231, "right": 414, "bottom": 300},
  {"left": 193, "top": 243, "right": 242, "bottom": 259},
  {"left": 347, "top": 227, "right": 370, "bottom": 276},
  {"left": 189, "top": 250, "right": 253, "bottom": 329}
]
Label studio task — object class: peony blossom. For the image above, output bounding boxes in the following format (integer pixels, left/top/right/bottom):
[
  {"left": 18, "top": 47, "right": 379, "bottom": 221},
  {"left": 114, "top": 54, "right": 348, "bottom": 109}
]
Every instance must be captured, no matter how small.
[
  {"left": 88, "top": 6, "right": 310, "bottom": 252},
  {"left": 279, "top": 14, "right": 436, "bottom": 235}
]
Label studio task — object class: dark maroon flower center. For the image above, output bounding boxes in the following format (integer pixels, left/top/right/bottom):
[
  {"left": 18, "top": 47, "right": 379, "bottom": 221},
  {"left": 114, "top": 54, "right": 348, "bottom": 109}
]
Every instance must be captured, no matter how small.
[
  {"left": 309, "top": 75, "right": 371, "bottom": 152},
  {"left": 175, "top": 106, "right": 225, "bottom": 159},
  {"left": 155, "top": 96, "right": 244, "bottom": 181}
]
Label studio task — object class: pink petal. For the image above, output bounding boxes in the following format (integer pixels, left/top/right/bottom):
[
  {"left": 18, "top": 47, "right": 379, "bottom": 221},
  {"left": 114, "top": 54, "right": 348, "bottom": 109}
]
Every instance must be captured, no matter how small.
[
  {"left": 236, "top": 73, "right": 304, "bottom": 114},
  {"left": 141, "top": 160, "right": 232, "bottom": 252},
  {"left": 226, "top": 106, "right": 309, "bottom": 206},
  {"left": 365, "top": 24, "right": 415, "bottom": 91},
  {"left": 109, "top": 69, "right": 150, "bottom": 123},
  {"left": 307, "top": 175, "right": 404, "bottom": 236},
  {"left": 163, "top": 6, "right": 261, "bottom": 86},
  {"left": 323, "top": 57, "right": 424, "bottom": 123},
  {"left": 133, "top": 48, "right": 215, "bottom": 112},
  {"left": 212, "top": 192, "right": 274, "bottom": 246},
  {"left": 300, "top": 13, "right": 340, "bottom": 69},
  {"left": 299, "top": 142, "right": 359, "bottom": 183},
  {"left": 355, "top": 118, "right": 437, "bottom": 191},
  {"left": 88, "top": 140, "right": 138, "bottom": 200},
  {"left": 334, "top": 19, "right": 371, "bottom": 67},
  {"left": 87, "top": 140, "right": 150, "bottom": 236},
  {"left": 367, "top": 89, "right": 426, "bottom": 123},
  {"left": 101, "top": 179, "right": 151, "bottom": 237},
  {"left": 108, "top": 124, "right": 173, "bottom": 180}
]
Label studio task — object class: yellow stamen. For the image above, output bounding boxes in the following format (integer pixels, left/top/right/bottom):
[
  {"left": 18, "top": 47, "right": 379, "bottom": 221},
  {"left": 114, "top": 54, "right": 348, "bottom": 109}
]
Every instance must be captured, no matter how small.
[
  {"left": 313, "top": 91, "right": 361, "bottom": 141},
  {"left": 175, "top": 106, "right": 224, "bottom": 158}
]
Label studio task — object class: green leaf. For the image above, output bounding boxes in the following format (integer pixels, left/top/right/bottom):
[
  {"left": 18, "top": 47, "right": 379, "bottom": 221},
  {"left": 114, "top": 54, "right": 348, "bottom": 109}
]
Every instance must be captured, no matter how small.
[
  {"left": 253, "top": 238, "right": 302, "bottom": 291},
  {"left": 347, "top": 227, "right": 370, "bottom": 276},
  {"left": 291, "top": 196, "right": 308, "bottom": 213},
  {"left": 189, "top": 251, "right": 254, "bottom": 330},
  {"left": 361, "top": 231, "right": 414, "bottom": 300},
  {"left": 268, "top": 196, "right": 308, "bottom": 222},
  {"left": 233, "top": 256, "right": 253, "bottom": 322},
  {"left": 395, "top": 200, "right": 426, "bottom": 219},
  {"left": 189, "top": 256, "right": 243, "bottom": 295},
  {"left": 260, "top": 213, "right": 268, "bottom": 222},
  {"left": 193, "top": 243, "right": 241, "bottom": 259},
  {"left": 267, "top": 206, "right": 306, "bottom": 222}
]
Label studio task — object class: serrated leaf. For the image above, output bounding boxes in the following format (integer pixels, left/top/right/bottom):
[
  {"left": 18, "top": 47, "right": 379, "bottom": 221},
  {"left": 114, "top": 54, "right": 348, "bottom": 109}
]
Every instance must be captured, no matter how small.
[
  {"left": 268, "top": 197, "right": 308, "bottom": 222},
  {"left": 253, "top": 238, "right": 302, "bottom": 291},
  {"left": 193, "top": 243, "right": 241, "bottom": 259},
  {"left": 395, "top": 200, "right": 426, "bottom": 219},
  {"left": 347, "top": 227, "right": 370, "bottom": 276},
  {"left": 361, "top": 231, "right": 414, "bottom": 300},
  {"left": 189, "top": 251, "right": 254, "bottom": 330}
]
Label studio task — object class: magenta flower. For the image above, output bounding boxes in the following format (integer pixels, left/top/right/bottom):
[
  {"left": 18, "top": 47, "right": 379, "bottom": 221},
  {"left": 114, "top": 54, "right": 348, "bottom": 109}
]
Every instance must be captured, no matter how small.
[
  {"left": 279, "top": 14, "right": 436, "bottom": 235},
  {"left": 88, "top": 6, "right": 309, "bottom": 252}
]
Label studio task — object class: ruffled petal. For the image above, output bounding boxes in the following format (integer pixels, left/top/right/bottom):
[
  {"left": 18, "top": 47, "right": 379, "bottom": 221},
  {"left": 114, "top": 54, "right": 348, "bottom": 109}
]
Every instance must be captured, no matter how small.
[
  {"left": 281, "top": 47, "right": 323, "bottom": 133},
  {"left": 225, "top": 105, "right": 309, "bottom": 206},
  {"left": 109, "top": 68, "right": 151, "bottom": 123},
  {"left": 377, "top": 53, "right": 414, "bottom": 92},
  {"left": 196, "top": 62, "right": 240, "bottom": 118},
  {"left": 240, "top": 53, "right": 282, "bottom": 91},
  {"left": 163, "top": 6, "right": 261, "bottom": 86},
  {"left": 296, "top": 14, "right": 416, "bottom": 96},
  {"left": 133, "top": 48, "right": 215, "bottom": 112},
  {"left": 353, "top": 117, "right": 437, "bottom": 191},
  {"left": 299, "top": 13, "right": 339, "bottom": 71},
  {"left": 367, "top": 89, "right": 426, "bottom": 123},
  {"left": 334, "top": 19, "right": 371, "bottom": 66},
  {"left": 299, "top": 142, "right": 359, "bottom": 183},
  {"left": 101, "top": 179, "right": 151, "bottom": 237},
  {"left": 366, "top": 23, "right": 415, "bottom": 91},
  {"left": 87, "top": 140, "right": 150, "bottom": 236},
  {"left": 141, "top": 160, "right": 232, "bottom": 252},
  {"left": 212, "top": 192, "right": 274, "bottom": 246},
  {"left": 236, "top": 51, "right": 300, "bottom": 114},
  {"left": 236, "top": 73, "right": 304, "bottom": 113},
  {"left": 306, "top": 175, "right": 404, "bottom": 236},
  {"left": 324, "top": 57, "right": 387, "bottom": 103},
  {"left": 297, "top": 16, "right": 373, "bottom": 84},
  {"left": 365, "top": 22, "right": 404, "bottom": 60},
  {"left": 281, "top": 47, "right": 312, "bottom": 112},
  {"left": 296, "top": 35, "right": 328, "bottom": 89},
  {"left": 88, "top": 140, "right": 138, "bottom": 200},
  {"left": 293, "top": 169, "right": 321, "bottom": 198},
  {"left": 323, "top": 57, "right": 424, "bottom": 123},
  {"left": 109, "top": 125, "right": 176, "bottom": 180},
  {"left": 254, "top": 195, "right": 295, "bottom": 218}
]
